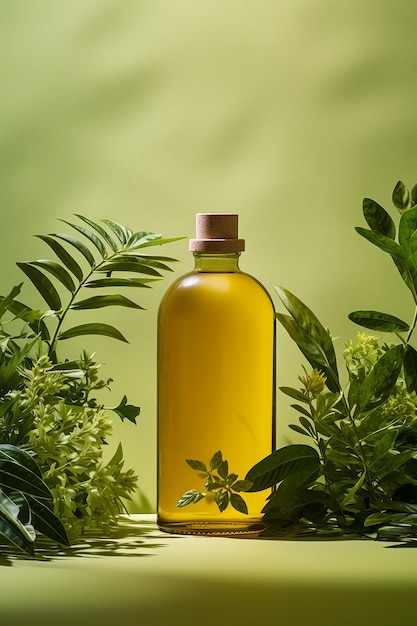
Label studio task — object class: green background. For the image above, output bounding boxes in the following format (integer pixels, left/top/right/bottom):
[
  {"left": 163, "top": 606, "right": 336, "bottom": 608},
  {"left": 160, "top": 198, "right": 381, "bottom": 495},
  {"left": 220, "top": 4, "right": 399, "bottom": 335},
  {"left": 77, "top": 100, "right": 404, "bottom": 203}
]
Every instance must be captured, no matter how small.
[{"left": 1, "top": 0, "right": 416, "bottom": 510}]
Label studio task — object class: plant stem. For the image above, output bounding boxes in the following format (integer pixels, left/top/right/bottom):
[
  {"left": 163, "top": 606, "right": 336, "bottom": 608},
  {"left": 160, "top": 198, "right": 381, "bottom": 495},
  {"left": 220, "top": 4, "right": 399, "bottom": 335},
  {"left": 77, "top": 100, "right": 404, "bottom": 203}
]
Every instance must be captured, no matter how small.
[{"left": 406, "top": 305, "right": 417, "bottom": 344}]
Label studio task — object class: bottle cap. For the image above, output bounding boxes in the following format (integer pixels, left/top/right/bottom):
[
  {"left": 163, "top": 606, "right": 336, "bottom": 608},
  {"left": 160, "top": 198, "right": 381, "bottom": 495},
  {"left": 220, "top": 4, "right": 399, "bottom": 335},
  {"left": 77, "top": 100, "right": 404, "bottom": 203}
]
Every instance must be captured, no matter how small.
[{"left": 189, "top": 213, "right": 245, "bottom": 253}]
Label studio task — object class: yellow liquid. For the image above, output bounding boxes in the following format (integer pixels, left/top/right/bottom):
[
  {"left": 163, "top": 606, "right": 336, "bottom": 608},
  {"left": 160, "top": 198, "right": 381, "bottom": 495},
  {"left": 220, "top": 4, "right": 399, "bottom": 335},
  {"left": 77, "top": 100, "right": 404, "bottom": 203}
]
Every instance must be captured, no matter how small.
[{"left": 157, "top": 258, "right": 275, "bottom": 535}]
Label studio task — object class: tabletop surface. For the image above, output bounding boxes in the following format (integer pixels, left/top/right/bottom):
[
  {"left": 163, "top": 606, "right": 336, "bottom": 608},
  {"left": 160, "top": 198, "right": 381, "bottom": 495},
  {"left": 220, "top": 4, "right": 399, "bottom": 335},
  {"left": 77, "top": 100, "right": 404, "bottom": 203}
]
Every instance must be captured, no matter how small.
[{"left": 1, "top": 514, "right": 417, "bottom": 626}]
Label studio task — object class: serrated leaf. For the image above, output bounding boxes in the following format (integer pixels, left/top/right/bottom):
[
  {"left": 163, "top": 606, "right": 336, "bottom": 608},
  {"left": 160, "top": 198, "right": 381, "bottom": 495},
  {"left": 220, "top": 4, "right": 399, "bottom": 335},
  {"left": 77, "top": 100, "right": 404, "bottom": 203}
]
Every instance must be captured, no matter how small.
[
  {"left": 245, "top": 444, "right": 320, "bottom": 492},
  {"left": 54, "top": 233, "right": 96, "bottom": 267},
  {"left": 58, "top": 323, "right": 128, "bottom": 343},
  {"left": 36, "top": 235, "right": 83, "bottom": 282},
  {"left": 16, "top": 262, "right": 62, "bottom": 311},
  {"left": 30, "top": 260, "right": 76, "bottom": 293},
  {"left": 71, "top": 294, "right": 144, "bottom": 311},
  {"left": 176, "top": 489, "right": 205, "bottom": 507},
  {"left": 230, "top": 493, "right": 248, "bottom": 514},
  {"left": 392, "top": 180, "right": 411, "bottom": 212},
  {"left": 348, "top": 310, "right": 410, "bottom": 333},
  {"left": 363, "top": 197, "right": 396, "bottom": 239},
  {"left": 185, "top": 459, "right": 208, "bottom": 472},
  {"left": 60, "top": 220, "right": 108, "bottom": 259},
  {"left": 74, "top": 215, "right": 118, "bottom": 253}
]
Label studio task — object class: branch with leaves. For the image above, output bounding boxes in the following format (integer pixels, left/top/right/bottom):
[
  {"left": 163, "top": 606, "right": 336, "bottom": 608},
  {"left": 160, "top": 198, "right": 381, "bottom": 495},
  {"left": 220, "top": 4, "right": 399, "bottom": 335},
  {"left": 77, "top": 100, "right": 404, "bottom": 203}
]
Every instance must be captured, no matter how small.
[{"left": 0, "top": 215, "right": 182, "bottom": 555}]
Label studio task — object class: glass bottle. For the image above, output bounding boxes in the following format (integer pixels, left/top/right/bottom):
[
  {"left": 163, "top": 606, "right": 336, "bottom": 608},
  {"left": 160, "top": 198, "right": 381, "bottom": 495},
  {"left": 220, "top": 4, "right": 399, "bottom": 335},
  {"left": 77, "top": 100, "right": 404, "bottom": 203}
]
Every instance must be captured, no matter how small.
[{"left": 157, "top": 213, "right": 275, "bottom": 535}]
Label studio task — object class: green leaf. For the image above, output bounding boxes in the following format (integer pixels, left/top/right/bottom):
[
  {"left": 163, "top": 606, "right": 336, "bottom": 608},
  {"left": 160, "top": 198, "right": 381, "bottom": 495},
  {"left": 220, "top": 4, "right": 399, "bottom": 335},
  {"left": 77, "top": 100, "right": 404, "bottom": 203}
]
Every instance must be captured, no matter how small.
[
  {"left": 289, "top": 424, "right": 310, "bottom": 437},
  {"left": 16, "top": 262, "right": 62, "bottom": 311},
  {"left": 129, "top": 236, "right": 186, "bottom": 250},
  {"left": 245, "top": 444, "right": 320, "bottom": 492},
  {"left": 35, "top": 235, "right": 84, "bottom": 282},
  {"left": 399, "top": 206, "right": 417, "bottom": 257},
  {"left": 54, "top": 233, "right": 96, "bottom": 267},
  {"left": 58, "top": 323, "right": 128, "bottom": 343},
  {"left": 26, "top": 495, "right": 70, "bottom": 545},
  {"left": 110, "top": 395, "right": 140, "bottom": 424},
  {"left": 218, "top": 460, "right": 229, "bottom": 479},
  {"left": 262, "top": 486, "right": 327, "bottom": 524},
  {"left": 232, "top": 480, "right": 253, "bottom": 492},
  {"left": 341, "top": 471, "right": 366, "bottom": 507},
  {"left": 71, "top": 294, "right": 144, "bottom": 310},
  {"left": 214, "top": 490, "right": 229, "bottom": 512},
  {"left": 404, "top": 344, "right": 417, "bottom": 393},
  {"left": 74, "top": 214, "right": 118, "bottom": 253},
  {"left": 412, "top": 183, "right": 417, "bottom": 206},
  {"left": 0, "top": 284, "right": 23, "bottom": 319},
  {"left": 60, "top": 220, "right": 108, "bottom": 259},
  {"left": 186, "top": 459, "right": 208, "bottom": 472},
  {"left": 84, "top": 277, "right": 157, "bottom": 289},
  {"left": 210, "top": 450, "right": 223, "bottom": 470},
  {"left": 348, "top": 310, "right": 410, "bottom": 333},
  {"left": 97, "top": 261, "right": 162, "bottom": 276},
  {"left": 101, "top": 219, "right": 132, "bottom": 245},
  {"left": 230, "top": 493, "right": 248, "bottom": 514},
  {"left": 30, "top": 260, "right": 76, "bottom": 293},
  {"left": 279, "top": 386, "right": 308, "bottom": 403},
  {"left": 176, "top": 489, "right": 205, "bottom": 507},
  {"left": 363, "top": 197, "right": 396, "bottom": 239},
  {"left": 392, "top": 180, "right": 411, "bottom": 212},
  {"left": 357, "top": 344, "right": 404, "bottom": 411},
  {"left": 0, "top": 489, "right": 35, "bottom": 555},
  {"left": 0, "top": 445, "right": 51, "bottom": 499}
]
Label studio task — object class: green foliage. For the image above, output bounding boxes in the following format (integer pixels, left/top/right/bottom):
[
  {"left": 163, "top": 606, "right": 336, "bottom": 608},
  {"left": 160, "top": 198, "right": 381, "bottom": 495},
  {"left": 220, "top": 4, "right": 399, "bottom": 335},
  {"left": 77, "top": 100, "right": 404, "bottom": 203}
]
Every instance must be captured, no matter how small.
[
  {"left": 247, "top": 180, "right": 417, "bottom": 543},
  {"left": 177, "top": 451, "right": 253, "bottom": 514},
  {"left": 0, "top": 216, "right": 180, "bottom": 554}
]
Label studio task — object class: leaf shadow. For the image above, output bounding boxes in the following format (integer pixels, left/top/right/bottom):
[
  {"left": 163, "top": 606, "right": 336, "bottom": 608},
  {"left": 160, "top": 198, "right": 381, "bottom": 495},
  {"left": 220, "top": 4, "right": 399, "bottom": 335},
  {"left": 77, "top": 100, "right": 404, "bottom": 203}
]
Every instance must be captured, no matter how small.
[{"left": 0, "top": 516, "right": 169, "bottom": 566}]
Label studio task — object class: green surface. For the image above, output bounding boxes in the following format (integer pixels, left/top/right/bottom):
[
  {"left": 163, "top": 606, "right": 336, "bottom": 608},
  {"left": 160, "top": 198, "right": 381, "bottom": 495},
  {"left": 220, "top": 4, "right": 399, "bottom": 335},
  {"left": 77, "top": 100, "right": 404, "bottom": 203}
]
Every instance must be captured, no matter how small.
[{"left": 1, "top": 1, "right": 417, "bottom": 510}]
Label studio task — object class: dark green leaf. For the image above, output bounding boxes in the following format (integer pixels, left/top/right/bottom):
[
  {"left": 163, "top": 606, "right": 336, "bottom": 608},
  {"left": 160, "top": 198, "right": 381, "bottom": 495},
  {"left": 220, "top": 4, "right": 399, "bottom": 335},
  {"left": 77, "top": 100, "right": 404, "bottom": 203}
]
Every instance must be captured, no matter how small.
[
  {"left": 210, "top": 451, "right": 223, "bottom": 470},
  {"left": 404, "top": 345, "right": 417, "bottom": 393},
  {"left": 74, "top": 215, "right": 118, "bottom": 252},
  {"left": 186, "top": 459, "right": 208, "bottom": 472},
  {"left": 363, "top": 197, "right": 396, "bottom": 239},
  {"left": 214, "top": 490, "right": 229, "bottom": 512},
  {"left": 289, "top": 424, "right": 310, "bottom": 436},
  {"left": 35, "top": 235, "right": 83, "bottom": 282},
  {"left": 58, "top": 323, "right": 128, "bottom": 343},
  {"left": 26, "top": 495, "right": 70, "bottom": 545},
  {"left": 279, "top": 386, "right": 308, "bottom": 403},
  {"left": 60, "top": 220, "right": 108, "bottom": 259},
  {"left": 399, "top": 206, "right": 417, "bottom": 257},
  {"left": 412, "top": 183, "right": 417, "bottom": 206},
  {"left": 262, "top": 486, "right": 327, "bottom": 524},
  {"left": 16, "top": 262, "right": 62, "bottom": 311},
  {"left": 0, "top": 490, "right": 35, "bottom": 555},
  {"left": 348, "top": 310, "right": 410, "bottom": 333},
  {"left": 71, "top": 294, "right": 144, "bottom": 310},
  {"left": 0, "top": 284, "right": 22, "bottom": 319},
  {"left": 85, "top": 277, "right": 156, "bottom": 289},
  {"left": 31, "top": 260, "right": 76, "bottom": 293},
  {"left": 232, "top": 480, "right": 253, "bottom": 492},
  {"left": 97, "top": 261, "right": 162, "bottom": 276},
  {"left": 357, "top": 344, "right": 403, "bottom": 411},
  {"left": 54, "top": 233, "right": 96, "bottom": 267},
  {"left": 230, "top": 493, "right": 248, "bottom": 514},
  {"left": 176, "top": 489, "right": 205, "bottom": 507},
  {"left": 291, "top": 404, "right": 312, "bottom": 418},
  {"left": 245, "top": 444, "right": 320, "bottom": 492},
  {"left": 392, "top": 180, "right": 411, "bottom": 212},
  {"left": 0, "top": 446, "right": 51, "bottom": 498},
  {"left": 110, "top": 395, "right": 140, "bottom": 424},
  {"left": 218, "top": 460, "right": 229, "bottom": 479},
  {"left": 101, "top": 219, "right": 132, "bottom": 245}
]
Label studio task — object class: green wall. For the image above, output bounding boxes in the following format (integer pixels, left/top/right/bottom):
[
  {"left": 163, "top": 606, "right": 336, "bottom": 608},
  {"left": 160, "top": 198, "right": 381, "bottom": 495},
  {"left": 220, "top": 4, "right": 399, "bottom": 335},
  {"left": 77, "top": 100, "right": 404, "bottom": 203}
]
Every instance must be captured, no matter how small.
[{"left": 1, "top": 0, "right": 417, "bottom": 509}]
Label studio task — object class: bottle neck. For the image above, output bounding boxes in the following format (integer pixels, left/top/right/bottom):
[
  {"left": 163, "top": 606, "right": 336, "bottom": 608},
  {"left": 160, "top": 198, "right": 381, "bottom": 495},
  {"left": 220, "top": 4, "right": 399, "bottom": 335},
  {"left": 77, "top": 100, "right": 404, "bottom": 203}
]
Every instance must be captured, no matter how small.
[{"left": 193, "top": 252, "right": 241, "bottom": 273}]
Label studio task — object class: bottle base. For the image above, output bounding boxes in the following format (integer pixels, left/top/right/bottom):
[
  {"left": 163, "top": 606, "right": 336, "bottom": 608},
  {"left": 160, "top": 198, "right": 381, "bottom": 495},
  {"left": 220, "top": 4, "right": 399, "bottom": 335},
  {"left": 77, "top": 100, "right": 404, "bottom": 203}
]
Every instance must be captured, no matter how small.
[{"left": 157, "top": 519, "right": 265, "bottom": 536}]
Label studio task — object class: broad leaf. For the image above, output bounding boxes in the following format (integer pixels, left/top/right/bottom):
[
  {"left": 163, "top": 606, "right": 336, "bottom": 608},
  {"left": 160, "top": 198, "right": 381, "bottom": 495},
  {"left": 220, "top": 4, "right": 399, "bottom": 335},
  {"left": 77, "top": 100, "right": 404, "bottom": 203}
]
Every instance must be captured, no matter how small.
[
  {"left": 0, "top": 489, "right": 35, "bottom": 555},
  {"left": 348, "top": 310, "right": 410, "bottom": 333},
  {"left": 70, "top": 295, "right": 144, "bottom": 310},
  {"left": 111, "top": 395, "right": 141, "bottom": 424},
  {"left": 363, "top": 197, "right": 396, "bottom": 239},
  {"left": 230, "top": 493, "right": 248, "bottom": 514},
  {"left": 399, "top": 206, "right": 417, "bottom": 257},
  {"left": 26, "top": 495, "right": 70, "bottom": 545},
  {"left": 392, "top": 180, "right": 411, "bottom": 212},
  {"left": 16, "top": 262, "right": 62, "bottom": 311},
  {"left": 404, "top": 344, "right": 417, "bottom": 393},
  {"left": 58, "top": 323, "right": 128, "bottom": 343},
  {"left": 186, "top": 459, "right": 207, "bottom": 472},
  {"left": 357, "top": 344, "right": 404, "bottom": 411},
  {"left": 210, "top": 450, "right": 223, "bottom": 470},
  {"left": 245, "top": 444, "right": 320, "bottom": 492}
]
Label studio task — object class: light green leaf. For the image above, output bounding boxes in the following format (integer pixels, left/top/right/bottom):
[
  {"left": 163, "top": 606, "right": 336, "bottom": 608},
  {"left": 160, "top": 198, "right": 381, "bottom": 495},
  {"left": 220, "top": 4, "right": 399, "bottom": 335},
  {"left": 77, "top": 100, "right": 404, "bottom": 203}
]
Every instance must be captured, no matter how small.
[
  {"left": 348, "top": 310, "right": 410, "bottom": 333},
  {"left": 70, "top": 295, "right": 144, "bottom": 310},
  {"left": 357, "top": 344, "right": 403, "bottom": 411},
  {"left": 176, "top": 489, "right": 205, "bottom": 507},
  {"left": 35, "top": 235, "right": 83, "bottom": 282},
  {"left": 16, "top": 262, "right": 62, "bottom": 311},
  {"left": 215, "top": 490, "right": 229, "bottom": 512},
  {"left": 129, "top": 236, "right": 186, "bottom": 250},
  {"left": 58, "top": 323, "right": 128, "bottom": 343}
]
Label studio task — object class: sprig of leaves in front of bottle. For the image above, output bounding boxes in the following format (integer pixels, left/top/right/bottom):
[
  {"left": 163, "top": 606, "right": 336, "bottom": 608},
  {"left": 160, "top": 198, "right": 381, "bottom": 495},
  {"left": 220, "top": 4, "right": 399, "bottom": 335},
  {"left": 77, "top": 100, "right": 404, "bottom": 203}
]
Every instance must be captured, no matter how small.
[{"left": 177, "top": 451, "right": 253, "bottom": 514}]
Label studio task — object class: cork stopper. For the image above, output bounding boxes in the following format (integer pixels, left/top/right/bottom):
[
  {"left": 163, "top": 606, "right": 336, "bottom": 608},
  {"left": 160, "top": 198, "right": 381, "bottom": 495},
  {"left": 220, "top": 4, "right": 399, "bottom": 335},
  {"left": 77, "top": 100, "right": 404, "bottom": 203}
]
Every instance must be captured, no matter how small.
[{"left": 189, "top": 213, "right": 245, "bottom": 253}]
